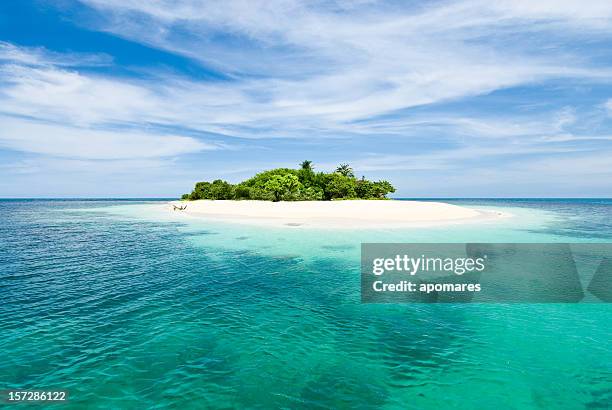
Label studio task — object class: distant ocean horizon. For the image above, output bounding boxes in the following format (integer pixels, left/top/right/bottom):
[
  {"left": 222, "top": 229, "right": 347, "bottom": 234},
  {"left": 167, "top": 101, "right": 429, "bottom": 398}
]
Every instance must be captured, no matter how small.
[
  {"left": 1, "top": 197, "right": 611, "bottom": 199},
  {"left": 1, "top": 198, "right": 611, "bottom": 408}
]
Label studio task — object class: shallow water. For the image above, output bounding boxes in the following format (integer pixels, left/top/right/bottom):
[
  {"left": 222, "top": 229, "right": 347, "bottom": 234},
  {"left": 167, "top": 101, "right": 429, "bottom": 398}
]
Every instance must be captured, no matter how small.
[{"left": 0, "top": 199, "right": 610, "bottom": 409}]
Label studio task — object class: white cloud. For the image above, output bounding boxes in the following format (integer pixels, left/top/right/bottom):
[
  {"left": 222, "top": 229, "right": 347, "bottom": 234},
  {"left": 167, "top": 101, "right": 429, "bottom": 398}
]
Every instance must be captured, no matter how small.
[
  {"left": 0, "top": 41, "right": 112, "bottom": 67},
  {"left": 0, "top": 117, "right": 214, "bottom": 160},
  {"left": 0, "top": 41, "right": 608, "bottom": 173},
  {"left": 1, "top": 41, "right": 610, "bottom": 144},
  {"left": 336, "top": 142, "right": 592, "bottom": 173},
  {"left": 5, "top": 0, "right": 612, "bottom": 143},
  {"left": 0, "top": 64, "right": 160, "bottom": 127},
  {"left": 605, "top": 99, "right": 612, "bottom": 115},
  {"left": 0, "top": 46, "right": 222, "bottom": 160},
  {"left": 49, "top": 0, "right": 608, "bottom": 137}
]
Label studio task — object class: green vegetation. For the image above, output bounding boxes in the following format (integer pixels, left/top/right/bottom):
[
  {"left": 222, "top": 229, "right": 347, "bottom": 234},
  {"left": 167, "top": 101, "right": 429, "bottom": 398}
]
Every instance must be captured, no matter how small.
[{"left": 182, "top": 161, "right": 395, "bottom": 201}]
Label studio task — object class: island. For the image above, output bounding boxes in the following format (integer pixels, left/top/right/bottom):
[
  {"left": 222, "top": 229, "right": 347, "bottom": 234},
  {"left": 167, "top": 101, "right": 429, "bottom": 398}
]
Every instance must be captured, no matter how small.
[
  {"left": 182, "top": 161, "right": 395, "bottom": 201},
  {"left": 173, "top": 161, "right": 509, "bottom": 228}
]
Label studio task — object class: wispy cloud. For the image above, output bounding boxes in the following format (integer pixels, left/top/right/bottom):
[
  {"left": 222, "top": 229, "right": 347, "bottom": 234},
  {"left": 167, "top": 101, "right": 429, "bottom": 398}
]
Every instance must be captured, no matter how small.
[
  {"left": 0, "top": 43, "right": 217, "bottom": 161},
  {"left": 0, "top": 117, "right": 216, "bottom": 160},
  {"left": 0, "top": 41, "right": 112, "bottom": 67},
  {"left": 5, "top": 0, "right": 612, "bottom": 138}
]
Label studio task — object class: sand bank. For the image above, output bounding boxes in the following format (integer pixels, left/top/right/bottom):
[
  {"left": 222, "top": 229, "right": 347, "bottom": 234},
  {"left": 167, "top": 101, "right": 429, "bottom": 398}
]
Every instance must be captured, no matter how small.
[{"left": 167, "top": 200, "right": 509, "bottom": 228}]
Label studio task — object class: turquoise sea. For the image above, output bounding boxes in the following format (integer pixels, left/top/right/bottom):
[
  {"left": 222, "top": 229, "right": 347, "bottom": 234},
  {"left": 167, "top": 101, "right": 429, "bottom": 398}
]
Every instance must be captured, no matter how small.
[{"left": 1, "top": 199, "right": 611, "bottom": 409}]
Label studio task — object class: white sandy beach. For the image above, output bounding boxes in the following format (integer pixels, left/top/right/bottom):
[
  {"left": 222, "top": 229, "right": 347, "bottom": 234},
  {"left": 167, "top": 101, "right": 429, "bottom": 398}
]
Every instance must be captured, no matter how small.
[{"left": 168, "top": 200, "right": 509, "bottom": 228}]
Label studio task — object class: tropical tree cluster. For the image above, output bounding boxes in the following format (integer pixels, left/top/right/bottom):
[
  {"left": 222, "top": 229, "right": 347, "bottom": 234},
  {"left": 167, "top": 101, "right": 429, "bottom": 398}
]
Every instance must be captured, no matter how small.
[{"left": 182, "top": 161, "right": 395, "bottom": 201}]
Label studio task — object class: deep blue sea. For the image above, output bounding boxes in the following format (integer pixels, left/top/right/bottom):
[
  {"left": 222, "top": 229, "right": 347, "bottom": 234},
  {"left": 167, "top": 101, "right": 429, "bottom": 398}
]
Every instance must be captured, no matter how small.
[{"left": 0, "top": 199, "right": 611, "bottom": 409}]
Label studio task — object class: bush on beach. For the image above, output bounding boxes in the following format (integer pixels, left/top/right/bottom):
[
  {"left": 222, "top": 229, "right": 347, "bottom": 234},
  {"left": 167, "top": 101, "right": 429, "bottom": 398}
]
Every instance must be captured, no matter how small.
[{"left": 182, "top": 162, "right": 395, "bottom": 201}]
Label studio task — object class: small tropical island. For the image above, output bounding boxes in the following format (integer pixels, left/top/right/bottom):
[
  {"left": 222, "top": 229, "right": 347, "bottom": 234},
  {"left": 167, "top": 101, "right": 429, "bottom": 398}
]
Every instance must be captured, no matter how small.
[
  {"left": 171, "top": 161, "right": 508, "bottom": 228},
  {"left": 182, "top": 161, "right": 395, "bottom": 201}
]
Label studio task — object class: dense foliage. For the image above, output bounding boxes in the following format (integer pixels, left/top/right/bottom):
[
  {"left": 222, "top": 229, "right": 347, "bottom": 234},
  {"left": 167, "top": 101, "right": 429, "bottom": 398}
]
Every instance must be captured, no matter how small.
[{"left": 182, "top": 162, "right": 395, "bottom": 201}]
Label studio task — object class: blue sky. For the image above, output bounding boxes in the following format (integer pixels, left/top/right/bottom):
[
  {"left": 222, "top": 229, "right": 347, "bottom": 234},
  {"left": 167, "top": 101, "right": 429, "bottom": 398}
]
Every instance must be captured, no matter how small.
[{"left": 1, "top": 0, "right": 612, "bottom": 197}]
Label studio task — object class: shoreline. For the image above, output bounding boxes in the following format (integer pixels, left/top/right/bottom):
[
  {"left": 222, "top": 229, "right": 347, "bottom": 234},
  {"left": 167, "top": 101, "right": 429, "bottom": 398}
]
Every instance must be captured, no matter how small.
[{"left": 166, "top": 199, "right": 511, "bottom": 229}]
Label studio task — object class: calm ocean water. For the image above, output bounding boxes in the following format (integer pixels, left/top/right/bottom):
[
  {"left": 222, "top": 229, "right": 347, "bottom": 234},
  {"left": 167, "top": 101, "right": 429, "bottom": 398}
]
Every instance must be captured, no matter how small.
[{"left": 0, "top": 199, "right": 610, "bottom": 409}]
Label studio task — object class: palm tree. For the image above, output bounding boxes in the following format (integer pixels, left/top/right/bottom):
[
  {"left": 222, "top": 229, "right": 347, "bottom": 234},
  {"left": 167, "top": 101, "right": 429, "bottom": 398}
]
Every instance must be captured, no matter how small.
[
  {"left": 300, "top": 160, "right": 313, "bottom": 171},
  {"left": 336, "top": 163, "right": 354, "bottom": 178}
]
